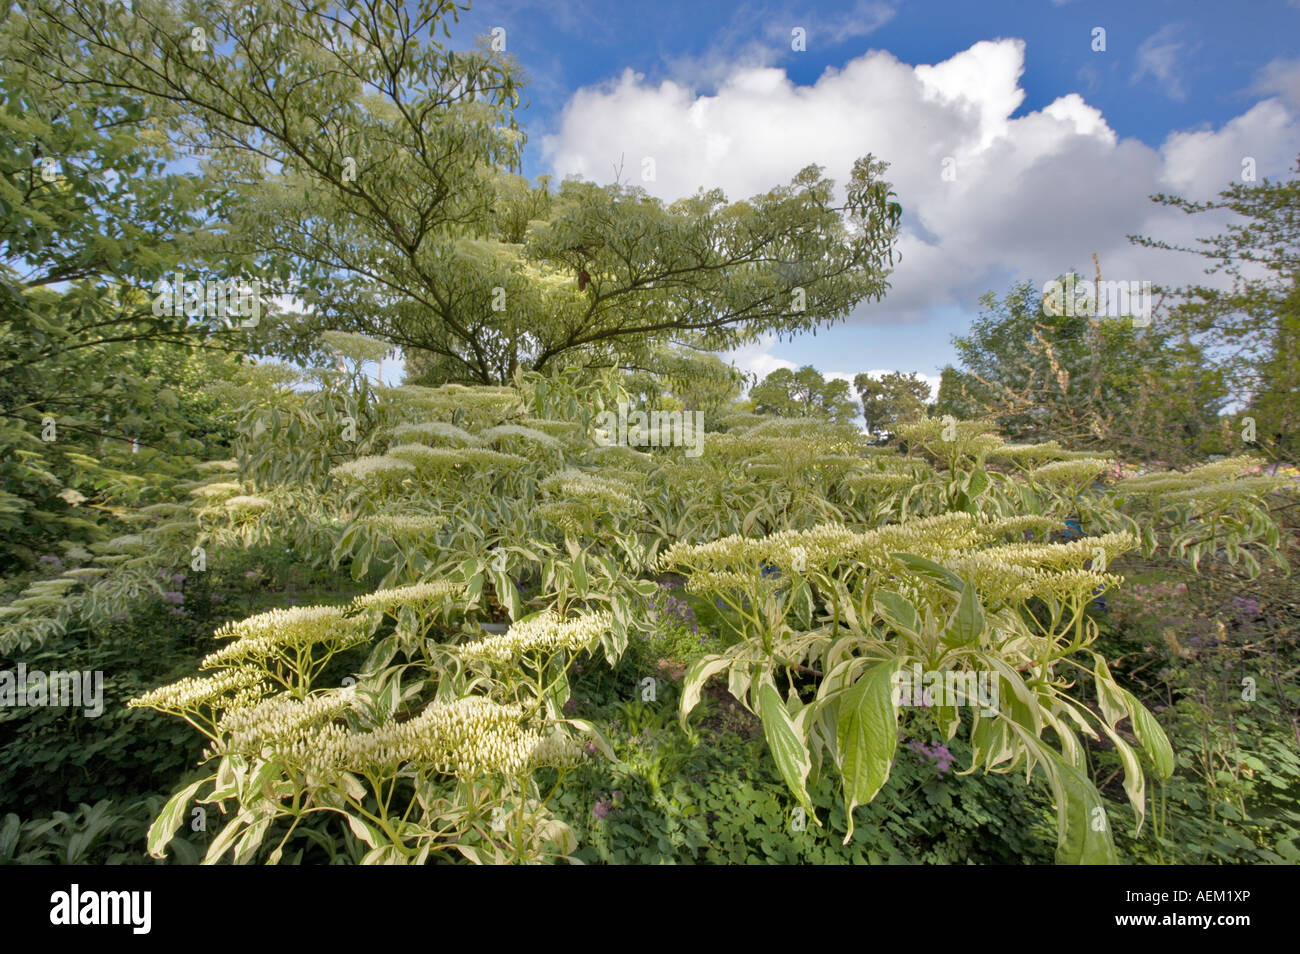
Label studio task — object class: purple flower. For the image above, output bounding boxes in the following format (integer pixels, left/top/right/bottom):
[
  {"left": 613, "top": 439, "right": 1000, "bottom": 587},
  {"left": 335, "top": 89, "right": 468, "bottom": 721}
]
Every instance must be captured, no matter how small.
[
  {"left": 563, "top": 698, "right": 579, "bottom": 716},
  {"left": 1232, "top": 596, "right": 1261, "bottom": 617},
  {"left": 592, "top": 797, "right": 612, "bottom": 821},
  {"left": 171, "top": 572, "right": 185, "bottom": 586},
  {"left": 162, "top": 590, "right": 185, "bottom": 605},
  {"left": 906, "top": 739, "right": 955, "bottom": 776}
]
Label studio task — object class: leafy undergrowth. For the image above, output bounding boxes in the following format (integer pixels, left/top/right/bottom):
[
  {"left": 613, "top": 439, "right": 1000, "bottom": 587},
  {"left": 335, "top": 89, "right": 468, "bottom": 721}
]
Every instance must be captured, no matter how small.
[{"left": 550, "top": 658, "right": 1058, "bottom": 864}]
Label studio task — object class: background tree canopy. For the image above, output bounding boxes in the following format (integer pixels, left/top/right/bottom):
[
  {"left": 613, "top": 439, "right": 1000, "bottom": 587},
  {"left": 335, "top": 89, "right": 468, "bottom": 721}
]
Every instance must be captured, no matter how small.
[{"left": 750, "top": 365, "right": 859, "bottom": 424}]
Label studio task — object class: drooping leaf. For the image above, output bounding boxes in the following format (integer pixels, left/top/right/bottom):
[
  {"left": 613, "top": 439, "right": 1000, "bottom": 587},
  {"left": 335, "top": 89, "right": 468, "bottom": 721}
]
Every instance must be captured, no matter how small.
[
  {"left": 835, "top": 659, "right": 900, "bottom": 844},
  {"left": 759, "top": 681, "right": 815, "bottom": 819}
]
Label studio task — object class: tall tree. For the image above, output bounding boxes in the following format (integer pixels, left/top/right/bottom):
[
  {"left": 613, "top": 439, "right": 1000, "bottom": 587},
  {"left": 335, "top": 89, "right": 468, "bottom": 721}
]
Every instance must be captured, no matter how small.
[
  {"left": 22, "top": 1, "right": 904, "bottom": 383},
  {"left": 941, "top": 272, "right": 1227, "bottom": 462},
  {"left": 1131, "top": 154, "right": 1300, "bottom": 460},
  {"left": 853, "top": 370, "right": 932, "bottom": 437},
  {"left": 750, "top": 365, "right": 858, "bottom": 424}
]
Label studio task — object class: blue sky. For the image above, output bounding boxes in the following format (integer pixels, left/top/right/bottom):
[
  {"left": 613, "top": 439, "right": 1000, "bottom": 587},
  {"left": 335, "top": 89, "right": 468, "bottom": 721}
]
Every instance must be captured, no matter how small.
[
  {"left": 376, "top": 0, "right": 1300, "bottom": 396},
  {"left": 460, "top": 0, "right": 1300, "bottom": 151}
]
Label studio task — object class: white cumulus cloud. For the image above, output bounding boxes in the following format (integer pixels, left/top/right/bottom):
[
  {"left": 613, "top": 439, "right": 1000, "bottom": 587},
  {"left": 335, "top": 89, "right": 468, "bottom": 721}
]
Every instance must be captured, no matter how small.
[{"left": 540, "top": 36, "right": 1300, "bottom": 377}]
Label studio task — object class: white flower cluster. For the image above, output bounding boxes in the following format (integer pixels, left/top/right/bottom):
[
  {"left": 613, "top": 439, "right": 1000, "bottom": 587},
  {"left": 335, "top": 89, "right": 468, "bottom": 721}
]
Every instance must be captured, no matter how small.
[
  {"left": 1160, "top": 475, "right": 1293, "bottom": 503},
  {"left": 969, "top": 515, "right": 1064, "bottom": 543},
  {"left": 352, "top": 580, "right": 465, "bottom": 613},
  {"left": 380, "top": 444, "right": 529, "bottom": 476},
  {"left": 217, "top": 686, "right": 358, "bottom": 756},
  {"left": 703, "top": 433, "right": 851, "bottom": 464},
  {"left": 894, "top": 418, "right": 1006, "bottom": 461},
  {"left": 537, "top": 470, "right": 639, "bottom": 533},
  {"left": 362, "top": 512, "right": 446, "bottom": 536},
  {"left": 580, "top": 444, "right": 656, "bottom": 471},
  {"left": 385, "top": 385, "right": 523, "bottom": 426},
  {"left": 224, "top": 495, "right": 274, "bottom": 515},
  {"left": 740, "top": 417, "right": 867, "bottom": 447},
  {"left": 660, "top": 512, "right": 986, "bottom": 581},
  {"left": 461, "top": 610, "right": 611, "bottom": 664},
  {"left": 1185, "top": 455, "right": 1267, "bottom": 481},
  {"left": 99, "top": 534, "right": 145, "bottom": 552},
  {"left": 129, "top": 668, "right": 268, "bottom": 713},
  {"left": 191, "top": 481, "right": 243, "bottom": 501},
  {"left": 389, "top": 421, "right": 482, "bottom": 447},
  {"left": 986, "top": 442, "right": 1069, "bottom": 465},
  {"left": 479, "top": 424, "right": 562, "bottom": 451},
  {"left": 329, "top": 456, "right": 416, "bottom": 485},
  {"left": 539, "top": 470, "right": 636, "bottom": 509},
  {"left": 60, "top": 567, "right": 109, "bottom": 582},
  {"left": 663, "top": 514, "right": 1135, "bottom": 607},
  {"left": 910, "top": 531, "right": 1135, "bottom": 604},
  {"left": 843, "top": 470, "right": 915, "bottom": 492},
  {"left": 203, "top": 605, "right": 372, "bottom": 669},
  {"left": 942, "top": 558, "right": 1124, "bottom": 605},
  {"left": 1114, "top": 457, "right": 1281, "bottom": 500},
  {"left": 1027, "top": 458, "right": 1112, "bottom": 487},
  {"left": 320, "top": 330, "right": 391, "bottom": 364},
  {"left": 267, "top": 696, "right": 583, "bottom": 777},
  {"left": 713, "top": 411, "right": 769, "bottom": 431},
  {"left": 963, "top": 531, "right": 1137, "bottom": 572},
  {"left": 384, "top": 443, "right": 448, "bottom": 472}
]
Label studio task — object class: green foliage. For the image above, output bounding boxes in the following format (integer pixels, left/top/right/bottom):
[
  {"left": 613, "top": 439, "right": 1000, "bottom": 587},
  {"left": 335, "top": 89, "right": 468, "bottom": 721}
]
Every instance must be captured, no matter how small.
[
  {"left": 751, "top": 365, "right": 859, "bottom": 424},
  {"left": 1091, "top": 549, "right": 1300, "bottom": 863},
  {"left": 854, "top": 371, "right": 933, "bottom": 438},
  {"left": 15, "top": 350, "right": 1274, "bottom": 864},
  {"left": 621, "top": 347, "right": 748, "bottom": 415},
  {"left": 1, "top": 797, "right": 208, "bottom": 865},
  {"left": 550, "top": 680, "right": 1056, "bottom": 865},
  {"left": 1134, "top": 154, "right": 1300, "bottom": 460},
  {"left": 0, "top": 3, "right": 265, "bottom": 574},
  {"left": 0, "top": 615, "right": 204, "bottom": 818},
  {"left": 940, "top": 276, "right": 1229, "bottom": 463}
]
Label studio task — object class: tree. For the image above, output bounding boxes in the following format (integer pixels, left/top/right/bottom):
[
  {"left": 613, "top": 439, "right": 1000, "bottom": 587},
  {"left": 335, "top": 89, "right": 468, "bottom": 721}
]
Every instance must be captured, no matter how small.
[
  {"left": 1131, "top": 155, "right": 1300, "bottom": 460},
  {"left": 941, "top": 271, "right": 1227, "bottom": 462},
  {"left": 933, "top": 365, "right": 982, "bottom": 421},
  {"left": 0, "top": 3, "right": 262, "bottom": 573},
  {"left": 750, "top": 365, "right": 858, "bottom": 424},
  {"left": 853, "top": 371, "right": 932, "bottom": 438},
  {"left": 23, "top": 1, "right": 904, "bottom": 384}
]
